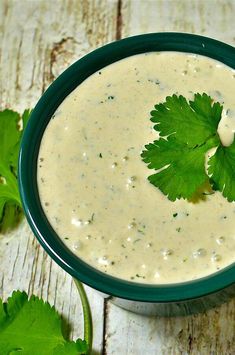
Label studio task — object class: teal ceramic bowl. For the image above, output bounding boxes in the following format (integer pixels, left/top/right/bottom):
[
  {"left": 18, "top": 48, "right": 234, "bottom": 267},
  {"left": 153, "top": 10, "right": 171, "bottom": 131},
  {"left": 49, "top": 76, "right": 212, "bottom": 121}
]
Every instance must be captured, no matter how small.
[{"left": 19, "top": 33, "right": 235, "bottom": 315}]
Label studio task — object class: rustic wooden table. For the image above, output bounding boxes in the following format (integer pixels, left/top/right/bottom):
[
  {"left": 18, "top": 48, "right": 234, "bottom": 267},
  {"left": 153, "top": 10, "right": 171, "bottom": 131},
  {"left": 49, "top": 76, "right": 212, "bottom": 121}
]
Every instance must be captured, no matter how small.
[{"left": 1, "top": 1, "right": 235, "bottom": 354}]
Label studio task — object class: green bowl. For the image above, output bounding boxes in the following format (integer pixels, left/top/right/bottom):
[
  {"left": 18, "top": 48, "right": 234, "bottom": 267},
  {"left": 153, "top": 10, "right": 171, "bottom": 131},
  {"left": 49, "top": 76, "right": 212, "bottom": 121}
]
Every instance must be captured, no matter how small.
[{"left": 18, "top": 33, "right": 235, "bottom": 315}]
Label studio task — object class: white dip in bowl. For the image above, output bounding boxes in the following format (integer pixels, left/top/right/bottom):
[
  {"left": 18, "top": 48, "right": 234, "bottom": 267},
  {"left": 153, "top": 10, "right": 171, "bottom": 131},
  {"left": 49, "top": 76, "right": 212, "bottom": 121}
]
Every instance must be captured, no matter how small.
[{"left": 37, "top": 52, "right": 235, "bottom": 284}]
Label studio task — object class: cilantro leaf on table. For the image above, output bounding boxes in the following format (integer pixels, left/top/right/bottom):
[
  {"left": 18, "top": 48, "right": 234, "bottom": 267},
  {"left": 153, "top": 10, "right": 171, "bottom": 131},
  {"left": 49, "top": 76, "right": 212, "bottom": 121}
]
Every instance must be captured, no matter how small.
[
  {"left": 150, "top": 93, "right": 222, "bottom": 147},
  {"left": 0, "top": 291, "right": 88, "bottom": 355},
  {"left": 208, "top": 139, "right": 235, "bottom": 202},
  {"left": 0, "top": 109, "right": 30, "bottom": 233},
  {"left": 142, "top": 136, "right": 212, "bottom": 201},
  {"left": 142, "top": 93, "right": 235, "bottom": 202}
]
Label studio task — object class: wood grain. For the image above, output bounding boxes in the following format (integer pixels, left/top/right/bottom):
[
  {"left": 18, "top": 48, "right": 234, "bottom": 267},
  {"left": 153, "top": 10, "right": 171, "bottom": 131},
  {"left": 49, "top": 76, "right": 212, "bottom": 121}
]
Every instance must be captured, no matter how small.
[
  {"left": 1, "top": 1, "right": 235, "bottom": 354},
  {"left": 121, "top": 0, "right": 235, "bottom": 46}
]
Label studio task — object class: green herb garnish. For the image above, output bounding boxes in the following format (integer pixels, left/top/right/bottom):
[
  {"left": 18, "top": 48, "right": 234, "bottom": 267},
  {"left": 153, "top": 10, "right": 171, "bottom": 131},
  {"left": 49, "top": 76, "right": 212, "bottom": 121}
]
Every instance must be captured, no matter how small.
[
  {"left": 0, "top": 290, "right": 89, "bottom": 354},
  {"left": 0, "top": 109, "right": 30, "bottom": 232},
  {"left": 141, "top": 93, "right": 235, "bottom": 201}
]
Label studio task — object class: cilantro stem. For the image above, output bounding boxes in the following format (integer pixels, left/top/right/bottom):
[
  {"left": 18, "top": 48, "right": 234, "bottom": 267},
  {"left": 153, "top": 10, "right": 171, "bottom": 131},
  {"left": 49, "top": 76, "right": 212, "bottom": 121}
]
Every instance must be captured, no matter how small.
[{"left": 73, "top": 279, "right": 93, "bottom": 354}]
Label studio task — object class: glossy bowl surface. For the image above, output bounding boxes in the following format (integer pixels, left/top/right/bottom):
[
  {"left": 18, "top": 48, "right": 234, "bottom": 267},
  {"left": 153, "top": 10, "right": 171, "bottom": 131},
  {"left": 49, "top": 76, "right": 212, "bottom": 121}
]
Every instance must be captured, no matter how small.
[{"left": 19, "top": 33, "right": 235, "bottom": 304}]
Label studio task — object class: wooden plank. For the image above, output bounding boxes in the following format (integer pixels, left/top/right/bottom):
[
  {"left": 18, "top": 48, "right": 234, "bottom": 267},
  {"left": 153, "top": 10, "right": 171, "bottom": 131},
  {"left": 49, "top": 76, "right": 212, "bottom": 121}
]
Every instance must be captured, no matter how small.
[
  {"left": 105, "top": 0, "right": 235, "bottom": 354},
  {"left": 121, "top": 0, "right": 235, "bottom": 46},
  {"left": 0, "top": 0, "right": 118, "bottom": 353},
  {"left": 106, "top": 300, "right": 235, "bottom": 354}
]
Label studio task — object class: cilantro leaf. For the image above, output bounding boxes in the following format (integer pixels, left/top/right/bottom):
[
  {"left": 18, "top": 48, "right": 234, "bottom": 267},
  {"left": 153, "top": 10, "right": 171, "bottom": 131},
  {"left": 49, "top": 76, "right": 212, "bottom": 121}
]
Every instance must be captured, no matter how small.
[
  {"left": 150, "top": 93, "right": 222, "bottom": 146},
  {"left": 0, "top": 109, "right": 30, "bottom": 233},
  {"left": 142, "top": 137, "right": 212, "bottom": 201},
  {"left": 208, "top": 138, "right": 235, "bottom": 202},
  {"left": 141, "top": 93, "right": 228, "bottom": 201},
  {"left": 0, "top": 291, "right": 88, "bottom": 355}
]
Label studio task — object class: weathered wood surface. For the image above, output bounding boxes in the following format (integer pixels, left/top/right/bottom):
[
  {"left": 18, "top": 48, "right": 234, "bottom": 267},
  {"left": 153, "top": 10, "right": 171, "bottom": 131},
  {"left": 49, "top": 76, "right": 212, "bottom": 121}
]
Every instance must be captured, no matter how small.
[{"left": 1, "top": 1, "right": 235, "bottom": 354}]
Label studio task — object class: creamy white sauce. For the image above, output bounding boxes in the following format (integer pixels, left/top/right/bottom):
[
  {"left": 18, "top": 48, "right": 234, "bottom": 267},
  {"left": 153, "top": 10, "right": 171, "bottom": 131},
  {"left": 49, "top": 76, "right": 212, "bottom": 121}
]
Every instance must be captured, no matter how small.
[{"left": 38, "top": 52, "right": 235, "bottom": 284}]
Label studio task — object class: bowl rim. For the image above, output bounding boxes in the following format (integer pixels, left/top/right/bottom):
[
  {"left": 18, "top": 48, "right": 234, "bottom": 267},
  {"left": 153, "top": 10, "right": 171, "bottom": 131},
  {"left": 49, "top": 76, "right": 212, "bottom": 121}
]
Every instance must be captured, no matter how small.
[{"left": 19, "top": 32, "right": 235, "bottom": 303}]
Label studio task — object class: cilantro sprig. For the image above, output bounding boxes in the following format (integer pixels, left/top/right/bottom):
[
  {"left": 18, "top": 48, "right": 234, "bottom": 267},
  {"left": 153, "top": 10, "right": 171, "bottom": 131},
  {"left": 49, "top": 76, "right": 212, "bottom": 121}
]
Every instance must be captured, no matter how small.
[
  {"left": 0, "top": 109, "right": 31, "bottom": 233},
  {"left": 0, "top": 290, "right": 89, "bottom": 354},
  {"left": 141, "top": 93, "right": 235, "bottom": 201}
]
